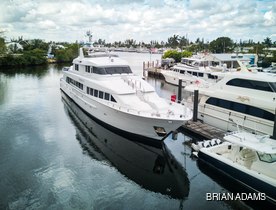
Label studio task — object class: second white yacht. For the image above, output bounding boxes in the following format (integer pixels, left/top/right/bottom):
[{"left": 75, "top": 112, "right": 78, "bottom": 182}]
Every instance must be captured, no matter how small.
[{"left": 184, "top": 71, "right": 276, "bottom": 136}]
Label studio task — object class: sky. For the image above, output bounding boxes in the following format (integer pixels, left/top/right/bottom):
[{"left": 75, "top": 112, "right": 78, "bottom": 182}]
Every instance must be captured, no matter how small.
[{"left": 1, "top": 0, "right": 276, "bottom": 44}]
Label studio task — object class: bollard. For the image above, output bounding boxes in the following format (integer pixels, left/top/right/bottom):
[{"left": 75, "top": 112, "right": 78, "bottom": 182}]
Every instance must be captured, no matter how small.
[
  {"left": 273, "top": 108, "right": 276, "bottom": 140},
  {"left": 193, "top": 89, "right": 199, "bottom": 122},
  {"left": 178, "top": 79, "right": 182, "bottom": 103}
]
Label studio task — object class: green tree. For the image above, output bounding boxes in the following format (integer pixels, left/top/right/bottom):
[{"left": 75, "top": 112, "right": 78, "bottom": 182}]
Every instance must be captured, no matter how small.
[
  {"left": 0, "top": 37, "right": 6, "bottom": 54},
  {"left": 0, "top": 30, "right": 6, "bottom": 54},
  {"left": 209, "top": 37, "right": 233, "bottom": 53},
  {"left": 167, "top": 34, "right": 180, "bottom": 48},
  {"left": 22, "top": 39, "right": 49, "bottom": 52},
  {"left": 54, "top": 43, "right": 78, "bottom": 63},
  {"left": 181, "top": 50, "right": 192, "bottom": 58},
  {"left": 263, "top": 37, "right": 272, "bottom": 48},
  {"left": 179, "top": 36, "right": 188, "bottom": 49},
  {"left": 162, "top": 49, "right": 192, "bottom": 62}
]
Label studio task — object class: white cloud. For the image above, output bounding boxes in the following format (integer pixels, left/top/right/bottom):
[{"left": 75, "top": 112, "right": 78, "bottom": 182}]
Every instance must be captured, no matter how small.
[
  {"left": 0, "top": 0, "right": 275, "bottom": 43},
  {"left": 264, "top": 10, "right": 276, "bottom": 26}
]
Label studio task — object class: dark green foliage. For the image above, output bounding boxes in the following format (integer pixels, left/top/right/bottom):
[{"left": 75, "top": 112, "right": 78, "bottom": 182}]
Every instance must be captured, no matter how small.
[
  {"left": 259, "top": 51, "right": 276, "bottom": 68},
  {"left": 0, "top": 49, "right": 47, "bottom": 67},
  {"left": 0, "top": 37, "right": 6, "bottom": 54},
  {"left": 209, "top": 37, "right": 234, "bottom": 53},
  {"left": 54, "top": 43, "right": 79, "bottom": 63},
  {"left": 21, "top": 39, "right": 49, "bottom": 51}
]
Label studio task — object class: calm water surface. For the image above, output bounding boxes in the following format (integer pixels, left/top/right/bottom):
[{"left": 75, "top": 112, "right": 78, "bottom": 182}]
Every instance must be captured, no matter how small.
[{"left": 0, "top": 53, "right": 258, "bottom": 210}]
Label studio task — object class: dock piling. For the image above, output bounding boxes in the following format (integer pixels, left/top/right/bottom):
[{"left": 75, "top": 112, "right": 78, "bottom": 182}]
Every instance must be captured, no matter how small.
[
  {"left": 178, "top": 79, "right": 182, "bottom": 103},
  {"left": 273, "top": 108, "right": 276, "bottom": 140},
  {"left": 193, "top": 89, "right": 199, "bottom": 122}
]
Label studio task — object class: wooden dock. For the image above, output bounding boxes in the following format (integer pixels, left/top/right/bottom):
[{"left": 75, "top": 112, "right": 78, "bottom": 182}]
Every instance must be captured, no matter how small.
[
  {"left": 181, "top": 120, "right": 225, "bottom": 140},
  {"left": 146, "top": 68, "right": 164, "bottom": 79}
]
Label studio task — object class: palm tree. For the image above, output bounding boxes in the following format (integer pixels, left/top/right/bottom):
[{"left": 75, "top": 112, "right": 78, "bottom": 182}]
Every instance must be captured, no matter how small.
[
  {"left": 179, "top": 36, "right": 188, "bottom": 49},
  {"left": 263, "top": 37, "right": 272, "bottom": 48},
  {"left": 167, "top": 34, "right": 180, "bottom": 48}
]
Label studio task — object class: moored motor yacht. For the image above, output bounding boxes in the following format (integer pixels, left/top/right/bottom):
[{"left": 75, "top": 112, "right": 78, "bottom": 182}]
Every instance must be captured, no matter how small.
[
  {"left": 184, "top": 71, "right": 276, "bottom": 136},
  {"left": 161, "top": 53, "right": 253, "bottom": 87},
  {"left": 60, "top": 48, "right": 192, "bottom": 140},
  {"left": 196, "top": 131, "right": 276, "bottom": 204},
  {"left": 161, "top": 64, "right": 223, "bottom": 87}
]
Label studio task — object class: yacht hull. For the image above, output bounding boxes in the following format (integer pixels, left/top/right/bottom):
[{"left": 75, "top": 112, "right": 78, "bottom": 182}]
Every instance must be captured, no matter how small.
[
  {"left": 198, "top": 150, "right": 276, "bottom": 204},
  {"left": 60, "top": 81, "right": 185, "bottom": 140},
  {"left": 197, "top": 103, "right": 273, "bottom": 136},
  {"left": 161, "top": 71, "right": 193, "bottom": 86}
]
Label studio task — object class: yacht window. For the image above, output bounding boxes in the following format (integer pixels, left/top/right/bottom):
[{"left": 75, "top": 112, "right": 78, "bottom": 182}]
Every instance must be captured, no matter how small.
[
  {"left": 263, "top": 110, "right": 274, "bottom": 121},
  {"left": 269, "top": 82, "right": 276, "bottom": 92},
  {"left": 105, "top": 66, "right": 132, "bottom": 74},
  {"left": 208, "top": 74, "right": 218, "bottom": 79},
  {"left": 85, "top": 66, "right": 91, "bottom": 73},
  {"left": 111, "top": 95, "right": 117, "bottom": 102},
  {"left": 248, "top": 106, "right": 263, "bottom": 118},
  {"left": 192, "top": 72, "right": 197, "bottom": 76},
  {"left": 91, "top": 66, "right": 132, "bottom": 75},
  {"left": 218, "top": 99, "right": 231, "bottom": 109},
  {"left": 105, "top": 67, "right": 115, "bottom": 74},
  {"left": 206, "top": 97, "right": 218, "bottom": 106},
  {"left": 104, "top": 93, "right": 110, "bottom": 100},
  {"left": 226, "top": 79, "right": 273, "bottom": 92},
  {"left": 180, "top": 70, "right": 185, "bottom": 74},
  {"left": 99, "top": 91, "right": 104, "bottom": 99},
  {"left": 90, "top": 88, "right": 94, "bottom": 96},
  {"left": 257, "top": 153, "right": 276, "bottom": 163},
  {"left": 93, "top": 67, "right": 106, "bottom": 75},
  {"left": 75, "top": 64, "right": 79, "bottom": 71},
  {"left": 66, "top": 77, "right": 83, "bottom": 90},
  {"left": 94, "top": 89, "right": 98, "bottom": 97},
  {"left": 122, "top": 66, "right": 132, "bottom": 73},
  {"left": 87, "top": 87, "right": 89, "bottom": 94},
  {"left": 206, "top": 97, "right": 275, "bottom": 121},
  {"left": 232, "top": 103, "right": 246, "bottom": 113},
  {"left": 198, "top": 73, "right": 204, "bottom": 77}
]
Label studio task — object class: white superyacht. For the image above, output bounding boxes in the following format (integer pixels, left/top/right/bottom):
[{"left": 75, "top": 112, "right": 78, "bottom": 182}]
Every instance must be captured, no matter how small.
[
  {"left": 184, "top": 71, "right": 276, "bottom": 136},
  {"left": 60, "top": 49, "right": 192, "bottom": 140}
]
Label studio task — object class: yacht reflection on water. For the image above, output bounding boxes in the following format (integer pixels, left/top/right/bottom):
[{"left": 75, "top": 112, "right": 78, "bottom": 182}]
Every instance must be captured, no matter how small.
[{"left": 61, "top": 91, "right": 190, "bottom": 200}]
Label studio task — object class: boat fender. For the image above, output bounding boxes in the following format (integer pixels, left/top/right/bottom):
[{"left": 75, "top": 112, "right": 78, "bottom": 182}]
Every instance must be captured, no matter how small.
[
  {"left": 198, "top": 142, "right": 204, "bottom": 148},
  {"left": 210, "top": 139, "right": 217, "bottom": 146},
  {"left": 216, "top": 139, "right": 222, "bottom": 145},
  {"left": 203, "top": 141, "right": 210, "bottom": 148}
]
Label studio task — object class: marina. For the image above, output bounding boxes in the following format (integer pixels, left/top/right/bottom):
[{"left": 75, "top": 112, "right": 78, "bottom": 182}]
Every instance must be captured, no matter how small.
[
  {"left": 0, "top": 51, "right": 275, "bottom": 210},
  {"left": 1, "top": 0, "right": 276, "bottom": 209}
]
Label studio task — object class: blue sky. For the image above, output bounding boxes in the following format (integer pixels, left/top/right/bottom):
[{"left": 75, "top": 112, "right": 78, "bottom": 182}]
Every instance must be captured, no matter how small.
[{"left": 1, "top": 0, "right": 276, "bottom": 43}]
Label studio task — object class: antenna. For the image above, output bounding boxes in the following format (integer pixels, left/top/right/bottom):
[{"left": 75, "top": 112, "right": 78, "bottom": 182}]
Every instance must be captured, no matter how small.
[{"left": 86, "top": 30, "right": 93, "bottom": 43}]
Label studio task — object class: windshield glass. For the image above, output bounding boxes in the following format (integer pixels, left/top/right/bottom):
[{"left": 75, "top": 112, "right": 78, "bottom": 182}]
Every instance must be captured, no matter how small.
[
  {"left": 257, "top": 153, "right": 276, "bottom": 163},
  {"left": 269, "top": 82, "right": 276, "bottom": 92}
]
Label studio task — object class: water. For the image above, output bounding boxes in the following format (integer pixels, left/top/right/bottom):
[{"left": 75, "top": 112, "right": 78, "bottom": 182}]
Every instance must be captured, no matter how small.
[{"left": 0, "top": 53, "right": 261, "bottom": 210}]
